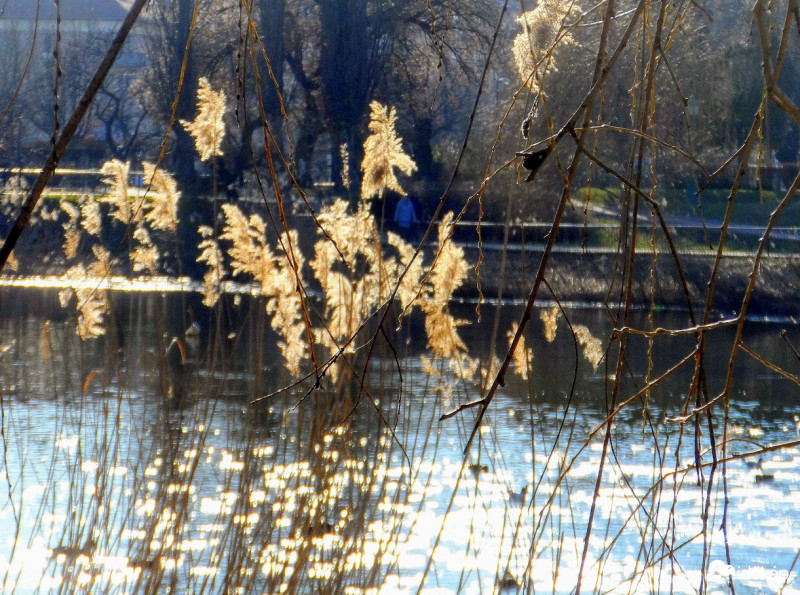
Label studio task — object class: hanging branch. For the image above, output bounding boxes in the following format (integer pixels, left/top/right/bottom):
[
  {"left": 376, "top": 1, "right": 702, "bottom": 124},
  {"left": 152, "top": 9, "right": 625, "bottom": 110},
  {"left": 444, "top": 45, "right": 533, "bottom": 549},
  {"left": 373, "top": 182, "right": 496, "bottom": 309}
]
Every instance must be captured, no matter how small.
[{"left": 441, "top": 0, "right": 646, "bottom": 439}]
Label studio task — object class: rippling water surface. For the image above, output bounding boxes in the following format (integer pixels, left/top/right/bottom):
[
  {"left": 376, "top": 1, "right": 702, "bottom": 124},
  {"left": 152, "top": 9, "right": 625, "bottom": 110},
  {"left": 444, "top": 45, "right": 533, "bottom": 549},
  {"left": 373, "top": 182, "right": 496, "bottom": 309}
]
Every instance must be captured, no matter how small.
[{"left": 1, "top": 291, "right": 799, "bottom": 593}]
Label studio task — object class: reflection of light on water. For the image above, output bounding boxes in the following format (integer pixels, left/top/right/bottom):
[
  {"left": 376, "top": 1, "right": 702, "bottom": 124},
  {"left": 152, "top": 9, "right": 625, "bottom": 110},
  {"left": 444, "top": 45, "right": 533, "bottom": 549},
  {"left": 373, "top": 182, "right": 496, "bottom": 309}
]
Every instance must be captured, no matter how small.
[
  {"left": 220, "top": 450, "right": 245, "bottom": 471},
  {"left": 249, "top": 489, "right": 267, "bottom": 505},
  {"left": 201, "top": 495, "right": 235, "bottom": 515},
  {"left": 4, "top": 333, "right": 800, "bottom": 594},
  {"left": 122, "top": 528, "right": 148, "bottom": 541},
  {"left": 166, "top": 482, "right": 194, "bottom": 494},
  {"left": 253, "top": 445, "right": 274, "bottom": 458},
  {"left": 308, "top": 560, "right": 334, "bottom": 579},
  {"left": 81, "top": 460, "right": 99, "bottom": 473},
  {"left": 136, "top": 497, "right": 156, "bottom": 515},
  {"left": 233, "top": 512, "right": 260, "bottom": 526},
  {"left": 55, "top": 434, "right": 79, "bottom": 450}
]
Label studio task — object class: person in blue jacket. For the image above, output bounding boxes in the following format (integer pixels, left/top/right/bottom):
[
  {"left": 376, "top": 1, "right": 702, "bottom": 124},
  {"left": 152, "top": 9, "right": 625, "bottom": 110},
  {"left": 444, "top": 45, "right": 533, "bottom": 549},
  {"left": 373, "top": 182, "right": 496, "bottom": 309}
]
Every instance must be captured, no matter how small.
[{"left": 394, "top": 195, "right": 418, "bottom": 239}]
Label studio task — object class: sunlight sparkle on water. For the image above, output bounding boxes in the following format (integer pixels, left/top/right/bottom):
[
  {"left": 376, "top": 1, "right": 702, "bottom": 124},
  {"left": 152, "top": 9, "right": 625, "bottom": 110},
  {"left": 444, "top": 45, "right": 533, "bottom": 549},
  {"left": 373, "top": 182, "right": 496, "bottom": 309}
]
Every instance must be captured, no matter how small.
[
  {"left": 200, "top": 496, "right": 235, "bottom": 515},
  {"left": 220, "top": 450, "right": 245, "bottom": 471},
  {"left": 55, "top": 434, "right": 79, "bottom": 452},
  {"left": 233, "top": 512, "right": 260, "bottom": 526},
  {"left": 253, "top": 445, "right": 274, "bottom": 457},
  {"left": 4, "top": 309, "right": 800, "bottom": 594},
  {"left": 121, "top": 528, "right": 147, "bottom": 541},
  {"left": 81, "top": 460, "right": 99, "bottom": 473},
  {"left": 249, "top": 489, "right": 267, "bottom": 505}
]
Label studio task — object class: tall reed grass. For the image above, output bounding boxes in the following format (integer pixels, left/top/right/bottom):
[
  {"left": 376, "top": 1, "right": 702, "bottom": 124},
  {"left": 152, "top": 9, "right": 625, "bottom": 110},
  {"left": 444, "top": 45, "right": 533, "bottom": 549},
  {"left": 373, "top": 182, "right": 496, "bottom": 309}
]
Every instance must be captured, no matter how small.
[{"left": 2, "top": 1, "right": 800, "bottom": 593}]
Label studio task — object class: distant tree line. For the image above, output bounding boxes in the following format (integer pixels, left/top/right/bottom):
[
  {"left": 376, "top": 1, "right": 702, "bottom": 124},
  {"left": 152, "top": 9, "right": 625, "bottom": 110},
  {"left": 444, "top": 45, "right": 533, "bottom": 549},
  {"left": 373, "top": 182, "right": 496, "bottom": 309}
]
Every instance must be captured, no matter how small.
[{"left": 1, "top": 0, "right": 798, "bottom": 218}]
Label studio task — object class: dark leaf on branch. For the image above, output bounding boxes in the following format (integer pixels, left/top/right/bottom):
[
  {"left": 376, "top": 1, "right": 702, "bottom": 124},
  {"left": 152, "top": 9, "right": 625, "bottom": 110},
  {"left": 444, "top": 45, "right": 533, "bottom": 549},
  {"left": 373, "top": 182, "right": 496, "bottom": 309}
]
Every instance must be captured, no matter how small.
[{"left": 518, "top": 146, "right": 552, "bottom": 182}]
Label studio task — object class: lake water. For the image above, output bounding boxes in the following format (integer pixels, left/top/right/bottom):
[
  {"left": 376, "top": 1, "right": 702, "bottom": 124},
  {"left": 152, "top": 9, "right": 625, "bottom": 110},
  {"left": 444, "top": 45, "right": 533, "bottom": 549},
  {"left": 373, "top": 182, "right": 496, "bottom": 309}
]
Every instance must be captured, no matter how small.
[{"left": 1, "top": 289, "right": 799, "bottom": 594}]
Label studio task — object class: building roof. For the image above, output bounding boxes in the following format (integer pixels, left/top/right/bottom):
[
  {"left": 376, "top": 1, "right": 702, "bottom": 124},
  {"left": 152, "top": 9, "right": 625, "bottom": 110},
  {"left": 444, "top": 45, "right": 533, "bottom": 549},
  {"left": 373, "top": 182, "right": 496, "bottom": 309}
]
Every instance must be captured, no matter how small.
[{"left": 0, "top": 0, "right": 131, "bottom": 21}]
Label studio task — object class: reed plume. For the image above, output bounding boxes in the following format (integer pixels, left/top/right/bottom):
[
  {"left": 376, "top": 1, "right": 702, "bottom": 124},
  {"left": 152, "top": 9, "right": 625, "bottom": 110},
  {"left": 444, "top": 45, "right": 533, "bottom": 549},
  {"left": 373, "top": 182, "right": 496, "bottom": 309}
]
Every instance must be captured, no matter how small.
[
  {"left": 574, "top": 324, "right": 603, "bottom": 369},
  {"left": 540, "top": 305, "right": 559, "bottom": 342},
  {"left": 59, "top": 246, "right": 112, "bottom": 339},
  {"left": 80, "top": 196, "right": 102, "bottom": 236},
  {"left": 60, "top": 200, "right": 81, "bottom": 260},
  {"left": 219, "top": 204, "right": 276, "bottom": 292},
  {"left": 180, "top": 77, "right": 226, "bottom": 161},
  {"left": 427, "top": 213, "right": 468, "bottom": 309},
  {"left": 2, "top": 174, "right": 27, "bottom": 206},
  {"left": 423, "top": 307, "right": 468, "bottom": 360},
  {"left": 142, "top": 162, "right": 180, "bottom": 231},
  {"left": 340, "top": 143, "right": 351, "bottom": 192},
  {"left": 197, "top": 225, "right": 226, "bottom": 307},
  {"left": 312, "top": 200, "right": 387, "bottom": 348},
  {"left": 266, "top": 230, "right": 308, "bottom": 375},
  {"left": 218, "top": 205, "right": 308, "bottom": 374},
  {"left": 88, "top": 245, "right": 112, "bottom": 278},
  {"left": 100, "top": 159, "right": 136, "bottom": 224},
  {"left": 421, "top": 213, "right": 470, "bottom": 365},
  {"left": 131, "top": 225, "right": 159, "bottom": 274},
  {"left": 508, "top": 322, "right": 532, "bottom": 380},
  {"left": 386, "top": 231, "right": 424, "bottom": 313},
  {"left": 360, "top": 101, "right": 417, "bottom": 200},
  {"left": 512, "top": 0, "right": 574, "bottom": 92},
  {"left": 538, "top": 305, "right": 603, "bottom": 368}
]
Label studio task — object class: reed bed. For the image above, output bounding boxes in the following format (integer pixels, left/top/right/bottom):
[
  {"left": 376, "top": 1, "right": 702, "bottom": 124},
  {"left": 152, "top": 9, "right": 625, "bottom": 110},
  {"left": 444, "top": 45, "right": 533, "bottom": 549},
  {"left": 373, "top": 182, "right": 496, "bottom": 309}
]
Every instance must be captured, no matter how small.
[{"left": 2, "top": 1, "right": 800, "bottom": 593}]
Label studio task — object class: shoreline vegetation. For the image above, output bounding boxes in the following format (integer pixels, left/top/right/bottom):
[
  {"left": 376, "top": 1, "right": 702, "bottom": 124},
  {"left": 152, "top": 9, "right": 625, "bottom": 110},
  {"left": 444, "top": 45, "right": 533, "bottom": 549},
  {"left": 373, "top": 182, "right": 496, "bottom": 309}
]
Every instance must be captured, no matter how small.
[
  {"left": 2, "top": 199, "right": 799, "bottom": 317},
  {"left": 4, "top": 241, "right": 800, "bottom": 317}
]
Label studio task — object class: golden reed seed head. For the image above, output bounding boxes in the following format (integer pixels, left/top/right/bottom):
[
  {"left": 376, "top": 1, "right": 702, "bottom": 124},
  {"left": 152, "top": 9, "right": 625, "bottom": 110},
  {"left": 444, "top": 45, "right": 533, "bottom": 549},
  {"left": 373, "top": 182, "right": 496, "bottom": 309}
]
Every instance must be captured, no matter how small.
[
  {"left": 512, "top": 0, "right": 575, "bottom": 91},
  {"left": 508, "top": 322, "right": 532, "bottom": 380},
  {"left": 100, "top": 159, "right": 133, "bottom": 224},
  {"left": 180, "top": 77, "right": 227, "bottom": 162},
  {"left": 360, "top": 101, "right": 417, "bottom": 200},
  {"left": 142, "top": 162, "right": 180, "bottom": 231}
]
